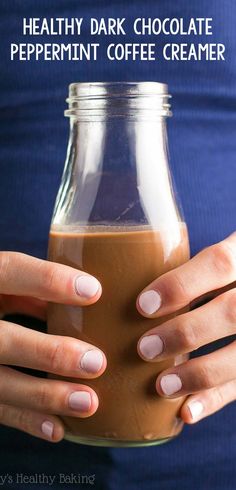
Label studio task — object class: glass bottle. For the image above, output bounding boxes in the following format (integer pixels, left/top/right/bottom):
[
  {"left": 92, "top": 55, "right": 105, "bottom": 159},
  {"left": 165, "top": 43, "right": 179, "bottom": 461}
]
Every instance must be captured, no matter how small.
[{"left": 47, "top": 82, "right": 190, "bottom": 447}]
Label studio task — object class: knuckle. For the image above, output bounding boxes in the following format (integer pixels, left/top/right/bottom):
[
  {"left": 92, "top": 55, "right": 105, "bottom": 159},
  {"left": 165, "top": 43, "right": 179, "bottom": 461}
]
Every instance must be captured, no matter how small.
[
  {"left": 175, "top": 319, "right": 197, "bottom": 352},
  {"left": 37, "top": 335, "right": 78, "bottom": 375},
  {"left": 17, "top": 408, "right": 31, "bottom": 431},
  {"left": 224, "top": 289, "right": 236, "bottom": 324},
  {"left": 38, "top": 262, "right": 57, "bottom": 295},
  {"left": 0, "top": 252, "right": 10, "bottom": 282},
  {"left": 0, "top": 321, "right": 6, "bottom": 357},
  {"left": 33, "top": 381, "right": 67, "bottom": 413},
  {"left": 166, "top": 272, "right": 190, "bottom": 306},
  {"left": 228, "top": 379, "right": 236, "bottom": 402},
  {"left": 211, "top": 242, "right": 236, "bottom": 277},
  {"left": 48, "top": 337, "right": 76, "bottom": 374},
  {"left": 48, "top": 339, "right": 64, "bottom": 373},
  {"left": 0, "top": 404, "right": 7, "bottom": 422},
  {"left": 197, "top": 363, "right": 214, "bottom": 390},
  {"left": 33, "top": 383, "right": 53, "bottom": 411},
  {"left": 214, "top": 386, "right": 225, "bottom": 407}
]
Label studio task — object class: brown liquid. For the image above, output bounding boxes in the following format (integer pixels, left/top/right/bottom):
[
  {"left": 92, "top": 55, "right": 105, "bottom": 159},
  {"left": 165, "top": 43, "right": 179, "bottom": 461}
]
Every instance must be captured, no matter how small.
[{"left": 47, "top": 224, "right": 190, "bottom": 445}]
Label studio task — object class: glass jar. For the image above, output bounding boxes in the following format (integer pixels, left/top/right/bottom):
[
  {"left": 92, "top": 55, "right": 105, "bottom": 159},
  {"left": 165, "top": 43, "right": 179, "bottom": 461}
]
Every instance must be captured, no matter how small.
[{"left": 47, "top": 81, "right": 190, "bottom": 447}]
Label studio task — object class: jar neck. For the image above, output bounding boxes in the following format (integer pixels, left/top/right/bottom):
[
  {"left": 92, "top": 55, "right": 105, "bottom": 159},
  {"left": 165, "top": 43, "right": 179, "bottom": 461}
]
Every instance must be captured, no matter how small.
[
  {"left": 52, "top": 103, "right": 182, "bottom": 230},
  {"left": 65, "top": 81, "right": 172, "bottom": 121},
  {"left": 51, "top": 80, "right": 183, "bottom": 231}
]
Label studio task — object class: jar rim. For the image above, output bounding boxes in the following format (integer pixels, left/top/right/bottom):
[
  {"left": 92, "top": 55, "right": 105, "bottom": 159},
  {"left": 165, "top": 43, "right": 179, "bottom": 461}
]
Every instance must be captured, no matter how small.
[{"left": 67, "top": 81, "right": 170, "bottom": 98}]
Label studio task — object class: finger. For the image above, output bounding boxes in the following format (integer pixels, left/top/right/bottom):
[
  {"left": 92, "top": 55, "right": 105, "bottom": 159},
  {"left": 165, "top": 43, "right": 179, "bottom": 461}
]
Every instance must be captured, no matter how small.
[
  {"left": 180, "top": 379, "right": 236, "bottom": 424},
  {"left": 0, "top": 252, "right": 102, "bottom": 305},
  {"left": 0, "top": 403, "right": 64, "bottom": 442},
  {"left": 0, "top": 366, "right": 99, "bottom": 418},
  {"left": 137, "top": 288, "right": 236, "bottom": 361},
  {"left": 137, "top": 231, "right": 236, "bottom": 318},
  {"left": 156, "top": 340, "right": 236, "bottom": 398},
  {"left": 0, "top": 295, "right": 47, "bottom": 320},
  {"left": 0, "top": 320, "right": 106, "bottom": 378}
]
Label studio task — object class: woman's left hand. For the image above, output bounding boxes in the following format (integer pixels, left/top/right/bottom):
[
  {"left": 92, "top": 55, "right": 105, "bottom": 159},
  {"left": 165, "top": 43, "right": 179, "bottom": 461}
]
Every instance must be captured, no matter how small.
[{"left": 136, "top": 232, "right": 236, "bottom": 424}]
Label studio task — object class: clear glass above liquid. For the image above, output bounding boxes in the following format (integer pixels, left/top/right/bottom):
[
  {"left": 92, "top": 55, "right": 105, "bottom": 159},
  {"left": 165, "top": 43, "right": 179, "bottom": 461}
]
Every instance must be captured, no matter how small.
[{"left": 47, "top": 82, "right": 190, "bottom": 447}]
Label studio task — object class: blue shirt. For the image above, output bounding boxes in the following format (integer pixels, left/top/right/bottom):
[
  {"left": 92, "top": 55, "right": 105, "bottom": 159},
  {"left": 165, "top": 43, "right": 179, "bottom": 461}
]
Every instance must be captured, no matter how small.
[{"left": 0, "top": 1, "right": 236, "bottom": 489}]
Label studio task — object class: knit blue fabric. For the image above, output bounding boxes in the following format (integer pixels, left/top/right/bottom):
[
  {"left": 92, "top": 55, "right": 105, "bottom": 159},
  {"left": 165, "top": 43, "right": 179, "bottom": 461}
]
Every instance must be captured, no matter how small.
[{"left": 0, "top": 1, "right": 236, "bottom": 489}]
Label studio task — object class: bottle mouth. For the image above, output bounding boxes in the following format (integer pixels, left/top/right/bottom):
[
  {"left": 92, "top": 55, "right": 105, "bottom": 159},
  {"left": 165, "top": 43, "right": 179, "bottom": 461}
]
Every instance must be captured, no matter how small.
[{"left": 65, "top": 81, "right": 172, "bottom": 119}]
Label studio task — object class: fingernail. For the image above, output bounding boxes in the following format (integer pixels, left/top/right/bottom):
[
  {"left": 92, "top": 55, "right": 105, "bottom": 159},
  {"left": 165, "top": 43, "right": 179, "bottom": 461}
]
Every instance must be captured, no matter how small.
[
  {"left": 69, "top": 391, "right": 91, "bottom": 412},
  {"left": 139, "top": 335, "right": 163, "bottom": 359},
  {"left": 160, "top": 374, "right": 182, "bottom": 395},
  {"left": 41, "top": 420, "right": 54, "bottom": 439},
  {"left": 138, "top": 290, "right": 161, "bottom": 315},
  {"left": 188, "top": 400, "right": 203, "bottom": 420},
  {"left": 80, "top": 350, "right": 104, "bottom": 374},
  {"left": 75, "top": 275, "right": 100, "bottom": 299}
]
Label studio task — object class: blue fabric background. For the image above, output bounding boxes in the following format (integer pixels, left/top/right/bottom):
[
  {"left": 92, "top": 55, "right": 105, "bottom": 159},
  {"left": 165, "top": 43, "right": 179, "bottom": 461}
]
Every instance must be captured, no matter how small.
[{"left": 0, "top": 1, "right": 236, "bottom": 489}]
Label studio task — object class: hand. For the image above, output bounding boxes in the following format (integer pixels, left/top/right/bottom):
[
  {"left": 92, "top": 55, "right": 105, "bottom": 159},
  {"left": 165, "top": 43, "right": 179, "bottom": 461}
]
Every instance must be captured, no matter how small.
[
  {"left": 136, "top": 232, "right": 236, "bottom": 424},
  {"left": 0, "top": 252, "right": 106, "bottom": 442}
]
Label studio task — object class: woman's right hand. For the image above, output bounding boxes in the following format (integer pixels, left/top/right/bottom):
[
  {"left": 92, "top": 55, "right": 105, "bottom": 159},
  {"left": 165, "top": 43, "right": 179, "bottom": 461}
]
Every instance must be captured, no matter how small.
[{"left": 0, "top": 252, "right": 106, "bottom": 442}]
